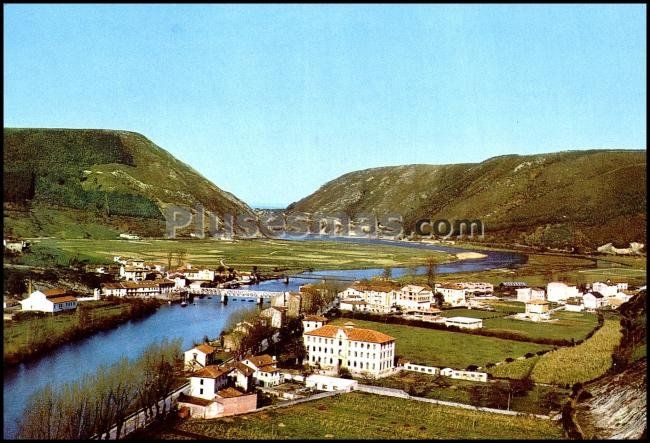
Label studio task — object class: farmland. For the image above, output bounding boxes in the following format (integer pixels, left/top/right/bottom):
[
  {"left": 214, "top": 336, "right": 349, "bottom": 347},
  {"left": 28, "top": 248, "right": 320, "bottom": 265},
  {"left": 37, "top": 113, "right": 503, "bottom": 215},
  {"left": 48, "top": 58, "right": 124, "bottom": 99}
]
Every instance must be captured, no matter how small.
[
  {"left": 483, "top": 311, "right": 599, "bottom": 341},
  {"left": 399, "top": 250, "right": 647, "bottom": 287},
  {"left": 134, "top": 392, "right": 563, "bottom": 439},
  {"left": 359, "top": 370, "right": 568, "bottom": 416},
  {"left": 530, "top": 319, "right": 623, "bottom": 385},
  {"left": 486, "top": 356, "right": 541, "bottom": 380},
  {"left": 3, "top": 299, "right": 159, "bottom": 365},
  {"left": 13, "top": 238, "right": 452, "bottom": 273},
  {"left": 329, "top": 318, "right": 549, "bottom": 368}
]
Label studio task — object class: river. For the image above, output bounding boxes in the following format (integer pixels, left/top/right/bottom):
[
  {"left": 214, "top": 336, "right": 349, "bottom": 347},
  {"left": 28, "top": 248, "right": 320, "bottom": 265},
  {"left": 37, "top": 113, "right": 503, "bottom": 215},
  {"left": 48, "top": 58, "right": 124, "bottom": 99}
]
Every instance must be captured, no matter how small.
[{"left": 3, "top": 238, "right": 525, "bottom": 438}]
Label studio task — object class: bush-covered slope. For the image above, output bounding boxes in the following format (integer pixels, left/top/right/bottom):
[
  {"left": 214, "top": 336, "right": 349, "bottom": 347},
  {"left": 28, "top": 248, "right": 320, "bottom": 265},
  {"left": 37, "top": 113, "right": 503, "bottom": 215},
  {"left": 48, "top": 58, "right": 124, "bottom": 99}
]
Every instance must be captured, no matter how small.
[
  {"left": 3, "top": 128, "right": 253, "bottom": 237},
  {"left": 287, "top": 150, "right": 646, "bottom": 249}
]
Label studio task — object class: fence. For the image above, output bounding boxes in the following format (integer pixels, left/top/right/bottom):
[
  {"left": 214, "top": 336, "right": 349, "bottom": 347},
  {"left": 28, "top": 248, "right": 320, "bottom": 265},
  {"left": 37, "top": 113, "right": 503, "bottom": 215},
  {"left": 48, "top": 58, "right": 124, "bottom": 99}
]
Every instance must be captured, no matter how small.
[
  {"left": 93, "top": 382, "right": 190, "bottom": 440},
  {"left": 355, "top": 384, "right": 554, "bottom": 420}
]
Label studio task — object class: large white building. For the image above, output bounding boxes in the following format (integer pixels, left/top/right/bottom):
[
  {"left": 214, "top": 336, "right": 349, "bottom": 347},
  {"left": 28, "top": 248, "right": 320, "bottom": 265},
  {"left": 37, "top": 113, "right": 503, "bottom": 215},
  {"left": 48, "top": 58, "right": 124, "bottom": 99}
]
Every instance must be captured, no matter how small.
[
  {"left": 434, "top": 283, "right": 467, "bottom": 307},
  {"left": 583, "top": 292, "right": 606, "bottom": 310},
  {"left": 303, "top": 323, "right": 395, "bottom": 377},
  {"left": 516, "top": 287, "right": 546, "bottom": 303},
  {"left": 184, "top": 344, "right": 218, "bottom": 371},
  {"left": 338, "top": 281, "right": 434, "bottom": 312},
  {"left": 546, "top": 282, "right": 581, "bottom": 302},
  {"left": 456, "top": 282, "right": 494, "bottom": 296},
  {"left": 523, "top": 300, "right": 551, "bottom": 321},
  {"left": 20, "top": 289, "right": 78, "bottom": 313},
  {"left": 395, "top": 285, "right": 433, "bottom": 310},
  {"left": 592, "top": 281, "right": 625, "bottom": 298}
]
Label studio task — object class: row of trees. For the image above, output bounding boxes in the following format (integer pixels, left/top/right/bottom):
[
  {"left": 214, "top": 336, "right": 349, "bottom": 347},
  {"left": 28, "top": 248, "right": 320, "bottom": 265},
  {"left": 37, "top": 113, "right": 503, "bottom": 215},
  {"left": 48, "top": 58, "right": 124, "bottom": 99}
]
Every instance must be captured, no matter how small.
[{"left": 17, "top": 339, "right": 182, "bottom": 440}]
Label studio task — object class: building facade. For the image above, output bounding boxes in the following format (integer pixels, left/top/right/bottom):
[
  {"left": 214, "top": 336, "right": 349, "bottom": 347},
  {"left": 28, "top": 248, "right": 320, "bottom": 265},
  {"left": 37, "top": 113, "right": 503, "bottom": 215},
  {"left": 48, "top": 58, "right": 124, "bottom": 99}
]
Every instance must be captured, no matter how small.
[{"left": 303, "top": 324, "right": 396, "bottom": 377}]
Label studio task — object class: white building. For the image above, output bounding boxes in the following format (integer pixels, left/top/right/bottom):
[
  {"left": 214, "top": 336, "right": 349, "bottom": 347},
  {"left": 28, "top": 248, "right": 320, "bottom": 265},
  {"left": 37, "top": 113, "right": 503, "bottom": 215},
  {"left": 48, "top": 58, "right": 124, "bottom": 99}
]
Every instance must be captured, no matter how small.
[
  {"left": 120, "top": 265, "right": 147, "bottom": 281},
  {"left": 184, "top": 344, "right": 218, "bottom": 371},
  {"left": 434, "top": 284, "right": 468, "bottom": 307},
  {"left": 303, "top": 323, "right": 396, "bottom": 378},
  {"left": 564, "top": 297, "right": 585, "bottom": 312},
  {"left": 523, "top": 300, "right": 551, "bottom": 321},
  {"left": 302, "top": 314, "right": 328, "bottom": 333},
  {"left": 395, "top": 285, "right": 433, "bottom": 310},
  {"left": 546, "top": 282, "right": 581, "bottom": 302},
  {"left": 457, "top": 282, "right": 494, "bottom": 296},
  {"left": 440, "top": 368, "right": 488, "bottom": 383},
  {"left": 591, "top": 282, "right": 620, "bottom": 297},
  {"left": 304, "top": 374, "right": 358, "bottom": 392},
  {"left": 516, "top": 287, "right": 546, "bottom": 303},
  {"left": 19, "top": 289, "right": 77, "bottom": 313},
  {"left": 100, "top": 280, "right": 175, "bottom": 298},
  {"left": 185, "top": 268, "right": 216, "bottom": 282},
  {"left": 188, "top": 365, "right": 231, "bottom": 399},
  {"left": 338, "top": 281, "right": 400, "bottom": 309},
  {"left": 583, "top": 292, "right": 606, "bottom": 310},
  {"left": 339, "top": 299, "right": 370, "bottom": 312},
  {"left": 260, "top": 306, "right": 286, "bottom": 329},
  {"left": 444, "top": 316, "right": 483, "bottom": 329},
  {"left": 241, "top": 354, "right": 281, "bottom": 387}
]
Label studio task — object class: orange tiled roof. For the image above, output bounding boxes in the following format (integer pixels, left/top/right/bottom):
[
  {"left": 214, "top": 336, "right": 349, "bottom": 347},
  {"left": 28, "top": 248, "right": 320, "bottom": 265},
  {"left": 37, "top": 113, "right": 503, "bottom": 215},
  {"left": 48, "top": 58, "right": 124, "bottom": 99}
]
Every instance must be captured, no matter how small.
[
  {"left": 303, "top": 315, "right": 327, "bottom": 322},
  {"left": 217, "top": 387, "right": 245, "bottom": 398},
  {"left": 194, "top": 344, "right": 216, "bottom": 355},
  {"left": 351, "top": 281, "right": 402, "bottom": 293},
  {"left": 305, "top": 324, "right": 395, "bottom": 344},
  {"left": 177, "top": 393, "right": 214, "bottom": 407},
  {"left": 245, "top": 354, "right": 275, "bottom": 369},
  {"left": 193, "top": 365, "right": 231, "bottom": 379},
  {"left": 227, "top": 362, "right": 254, "bottom": 377},
  {"left": 49, "top": 296, "right": 77, "bottom": 304},
  {"left": 43, "top": 288, "right": 68, "bottom": 297}
]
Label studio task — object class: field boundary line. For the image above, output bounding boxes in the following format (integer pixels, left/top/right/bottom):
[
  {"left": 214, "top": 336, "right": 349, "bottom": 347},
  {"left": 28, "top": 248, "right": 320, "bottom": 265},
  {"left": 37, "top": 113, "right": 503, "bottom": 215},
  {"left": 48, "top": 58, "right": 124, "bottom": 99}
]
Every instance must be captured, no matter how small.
[{"left": 355, "top": 384, "right": 555, "bottom": 420}]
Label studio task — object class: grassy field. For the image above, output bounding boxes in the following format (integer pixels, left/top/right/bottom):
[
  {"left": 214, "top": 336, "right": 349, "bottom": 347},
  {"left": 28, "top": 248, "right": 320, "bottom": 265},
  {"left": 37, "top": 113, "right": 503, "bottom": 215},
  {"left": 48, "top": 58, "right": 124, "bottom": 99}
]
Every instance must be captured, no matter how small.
[
  {"left": 360, "top": 370, "right": 568, "bottom": 415},
  {"left": 487, "top": 357, "right": 541, "bottom": 380},
  {"left": 330, "top": 318, "right": 549, "bottom": 368},
  {"left": 3, "top": 299, "right": 156, "bottom": 364},
  {"left": 439, "top": 308, "right": 504, "bottom": 319},
  {"left": 16, "top": 238, "right": 453, "bottom": 272},
  {"left": 530, "top": 319, "right": 623, "bottom": 385},
  {"left": 400, "top": 251, "right": 647, "bottom": 287},
  {"left": 138, "top": 392, "right": 563, "bottom": 439},
  {"left": 483, "top": 311, "right": 599, "bottom": 341},
  {"left": 425, "top": 307, "right": 597, "bottom": 342}
]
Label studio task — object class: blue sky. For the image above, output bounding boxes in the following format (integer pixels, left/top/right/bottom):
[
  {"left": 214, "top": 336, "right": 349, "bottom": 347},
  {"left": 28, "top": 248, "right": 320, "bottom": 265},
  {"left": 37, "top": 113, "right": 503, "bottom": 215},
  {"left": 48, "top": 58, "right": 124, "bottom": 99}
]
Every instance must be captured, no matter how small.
[{"left": 4, "top": 4, "right": 646, "bottom": 208}]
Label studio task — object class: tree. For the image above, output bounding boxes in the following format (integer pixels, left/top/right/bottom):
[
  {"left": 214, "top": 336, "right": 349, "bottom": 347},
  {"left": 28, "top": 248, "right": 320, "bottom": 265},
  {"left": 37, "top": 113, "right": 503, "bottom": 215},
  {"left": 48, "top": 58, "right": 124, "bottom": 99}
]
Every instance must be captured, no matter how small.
[
  {"left": 381, "top": 267, "right": 392, "bottom": 280},
  {"left": 166, "top": 251, "right": 173, "bottom": 270},
  {"left": 425, "top": 256, "right": 437, "bottom": 289},
  {"left": 338, "top": 367, "right": 352, "bottom": 379},
  {"left": 433, "top": 292, "right": 444, "bottom": 308}
]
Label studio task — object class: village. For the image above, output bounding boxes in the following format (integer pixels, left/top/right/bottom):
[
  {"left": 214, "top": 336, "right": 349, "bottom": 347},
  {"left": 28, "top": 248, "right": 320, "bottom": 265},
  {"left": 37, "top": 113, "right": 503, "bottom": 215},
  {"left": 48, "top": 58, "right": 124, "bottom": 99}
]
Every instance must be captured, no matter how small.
[{"left": 5, "top": 243, "right": 646, "bottom": 436}]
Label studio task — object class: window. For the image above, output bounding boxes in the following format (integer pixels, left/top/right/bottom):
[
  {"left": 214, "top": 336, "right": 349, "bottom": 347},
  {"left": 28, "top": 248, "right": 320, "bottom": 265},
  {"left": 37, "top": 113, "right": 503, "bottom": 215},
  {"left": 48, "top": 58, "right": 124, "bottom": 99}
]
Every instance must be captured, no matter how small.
[
  {"left": 200, "top": 379, "right": 204, "bottom": 385},
  {"left": 199, "top": 388, "right": 203, "bottom": 395}
]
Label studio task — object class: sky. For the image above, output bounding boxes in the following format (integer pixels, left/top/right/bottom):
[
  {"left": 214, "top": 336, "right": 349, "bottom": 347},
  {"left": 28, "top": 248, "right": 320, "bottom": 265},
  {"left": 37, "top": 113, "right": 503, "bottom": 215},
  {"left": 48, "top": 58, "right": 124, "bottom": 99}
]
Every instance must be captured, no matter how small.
[{"left": 4, "top": 4, "right": 646, "bottom": 208}]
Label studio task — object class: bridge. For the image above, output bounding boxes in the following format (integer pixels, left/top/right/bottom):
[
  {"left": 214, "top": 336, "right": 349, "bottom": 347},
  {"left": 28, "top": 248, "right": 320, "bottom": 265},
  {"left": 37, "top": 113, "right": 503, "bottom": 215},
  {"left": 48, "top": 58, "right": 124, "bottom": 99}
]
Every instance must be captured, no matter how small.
[
  {"left": 188, "top": 287, "right": 286, "bottom": 303},
  {"left": 287, "top": 274, "right": 357, "bottom": 282}
]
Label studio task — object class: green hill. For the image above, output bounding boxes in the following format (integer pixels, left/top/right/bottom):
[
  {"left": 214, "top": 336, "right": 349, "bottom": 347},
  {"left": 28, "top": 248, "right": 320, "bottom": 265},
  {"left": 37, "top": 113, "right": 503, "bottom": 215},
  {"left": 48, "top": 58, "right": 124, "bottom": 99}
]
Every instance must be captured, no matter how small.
[
  {"left": 3, "top": 128, "right": 254, "bottom": 238},
  {"left": 287, "top": 150, "right": 646, "bottom": 249}
]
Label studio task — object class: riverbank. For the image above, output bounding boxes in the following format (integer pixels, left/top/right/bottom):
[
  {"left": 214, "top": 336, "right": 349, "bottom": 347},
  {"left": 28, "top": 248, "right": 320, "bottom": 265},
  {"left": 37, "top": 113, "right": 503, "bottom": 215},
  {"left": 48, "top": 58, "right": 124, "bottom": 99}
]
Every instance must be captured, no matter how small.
[
  {"left": 3, "top": 298, "right": 161, "bottom": 367},
  {"left": 16, "top": 237, "right": 454, "bottom": 272}
]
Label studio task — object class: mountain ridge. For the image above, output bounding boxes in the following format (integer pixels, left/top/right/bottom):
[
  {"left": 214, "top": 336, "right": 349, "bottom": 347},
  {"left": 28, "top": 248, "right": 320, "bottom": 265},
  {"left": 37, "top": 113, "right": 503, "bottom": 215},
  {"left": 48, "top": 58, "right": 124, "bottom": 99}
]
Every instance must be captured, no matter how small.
[
  {"left": 3, "top": 128, "right": 254, "bottom": 238},
  {"left": 286, "top": 149, "right": 646, "bottom": 249}
]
